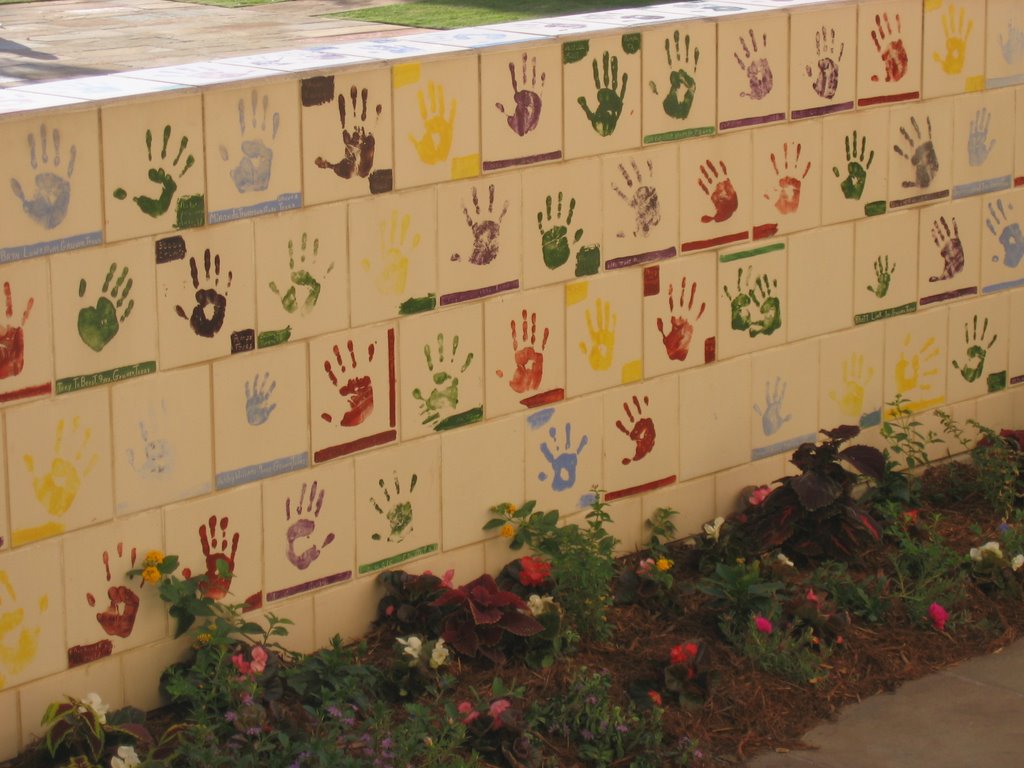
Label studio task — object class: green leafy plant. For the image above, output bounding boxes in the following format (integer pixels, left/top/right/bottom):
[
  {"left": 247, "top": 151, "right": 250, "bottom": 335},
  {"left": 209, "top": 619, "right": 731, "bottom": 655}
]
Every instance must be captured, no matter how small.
[
  {"left": 811, "top": 560, "right": 889, "bottom": 623},
  {"left": 696, "top": 559, "right": 784, "bottom": 637},
  {"left": 732, "top": 614, "right": 832, "bottom": 684},
  {"left": 375, "top": 569, "right": 451, "bottom": 636},
  {"left": 662, "top": 640, "right": 710, "bottom": 709},
  {"left": 887, "top": 513, "right": 968, "bottom": 623}
]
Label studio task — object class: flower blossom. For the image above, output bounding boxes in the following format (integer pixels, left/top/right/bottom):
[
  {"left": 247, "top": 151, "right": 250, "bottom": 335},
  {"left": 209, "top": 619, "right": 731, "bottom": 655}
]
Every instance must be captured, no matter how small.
[
  {"left": 703, "top": 517, "right": 725, "bottom": 541},
  {"left": 429, "top": 639, "right": 449, "bottom": 669},
  {"left": 775, "top": 552, "right": 795, "bottom": 568},
  {"left": 457, "top": 701, "right": 479, "bottom": 725},
  {"left": 647, "top": 690, "right": 663, "bottom": 706},
  {"left": 1012, "top": 554, "right": 1024, "bottom": 572},
  {"left": 80, "top": 692, "right": 109, "bottom": 724},
  {"left": 110, "top": 745, "right": 141, "bottom": 768},
  {"left": 489, "top": 698, "right": 512, "bottom": 727},
  {"left": 748, "top": 486, "right": 771, "bottom": 506},
  {"left": 928, "top": 602, "right": 949, "bottom": 632},
  {"left": 969, "top": 541, "right": 1003, "bottom": 561},
  {"left": 636, "top": 558, "right": 655, "bottom": 576},
  {"left": 527, "top": 594, "right": 556, "bottom": 617},
  {"left": 250, "top": 646, "right": 268, "bottom": 674},
  {"left": 754, "top": 615, "right": 773, "bottom": 634},
  {"left": 141, "top": 566, "right": 161, "bottom": 584},
  {"left": 500, "top": 523, "right": 516, "bottom": 539},
  {"left": 518, "top": 556, "right": 551, "bottom": 586},
  {"left": 669, "top": 642, "right": 701, "bottom": 670},
  {"left": 655, "top": 557, "right": 673, "bottom": 572},
  {"left": 144, "top": 550, "right": 164, "bottom": 566},
  {"left": 397, "top": 635, "right": 422, "bottom": 661}
]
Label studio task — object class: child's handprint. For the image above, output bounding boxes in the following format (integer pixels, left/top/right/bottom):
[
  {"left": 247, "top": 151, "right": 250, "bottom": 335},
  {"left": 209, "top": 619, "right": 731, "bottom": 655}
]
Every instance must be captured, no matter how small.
[
  {"left": 805, "top": 25, "right": 844, "bottom": 99},
  {"left": 829, "top": 353, "right": 874, "bottom": 420},
  {"left": 867, "top": 254, "right": 895, "bottom": 297},
  {"left": 500, "top": 310, "right": 550, "bottom": 395},
  {"left": 538, "top": 422, "right": 588, "bottom": 492},
  {"left": 985, "top": 198, "right": 1024, "bottom": 268},
  {"left": 412, "top": 333, "right": 473, "bottom": 426},
  {"left": 656, "top": 275, "right": 705, "bottom": 362},
  {"left": 86, "top": 545, "right": 139, "bottom": 639},
  {"left": 219, "top": 91, "right": 280, "bottom": 193},
  {"left": 753, "top": 377, "right": 791, "bottom": 436},
  {"left": 126, "top": 401, "right": 174, "bottom": 477},
  {"left": 285, "top": 480, "right": 334, "bottom": 570},
  {"left": 408, "top": 81, "right": 456, "bottom": 165},
  {"left": 895, "top": 334, "right": 940, "bottom": 394},
  {"left": 113, "top": 125, "right": 196, "bottom": 219},
  {"left": 722, "top": 266, "right": 781, "bottom": 337},
  {"left": 315, "top": 85, "right": 381, "bottom": 180},
  {"left": 999, "top": 19, "right": 1024, "bottom": 65},
  {"left": 579, "top": 298, "right": 616, "bottom": 371},
  {"left": 869, "top": 12, "right": 909, "bottom": 83},
  {"left": 370, "top": 471, "right": 417, "bottom": 543},
  {"left": 23, "top": 417, "right": 98, "bottom": 519},
  {"left": 10, "top": 124, "right": 75, "bottom": 229},
  {"left": 269, "top": 232, "right": 332, "bottom": 316},
  {"left": 77, "top": 263, "right": 134, "bottom": 353},
  {"left": 832, "top": 131, "right": 874, "bottom": 201},
  {"left": 577, "top": 51, "right": 628, "bottom": 137},
  {"left": 967, "top": 107, "right": 994, "bottom": 167},
  {"left": 932, "top": 3, "right": 972, "bottom": 75},
  {"left": 196, "top": 515, "right": 238, "bottom": 600},
  {"left": 495, "top": 53, "right": 544, "bottom": 136},
  {"left": 174, "top": 248, "right": 232, "bottom": 338},
  {"left": 612, "top": 158, "right": 660, "bottom": 238},
  {"left": 734, "top": 29, "right": 773, "bottom": 100},
  {"left": 0, "top": 570, "right": 43, "bottom": 685},
  {"left": 649, "top": 29, "right": 699, "bottom": 120},
  {"left": 615, "top": 394, "right": 656, "bottom": 465},
  {"left": 894, "top": 116, "right": 939, "bottom": 189},
  {"left": 364, "top": 210, "right": 417, "bottom": 295},
  {"left": 452, "top": 184, "right": 508, "bottom": 266},
  {"left": 537, "top": 192, "right": 580, "bottom": 270},
  {"left": 929, "top": 215, "right": 964, "bottom": 282},
  {"left": 322, "top": 340, "right": 376, "bottom": 427},
  {"left": 698, "top": 159, "right": 739, "bottom": 223},
  {"left": 952, "top": 314, "right": 995, "bottom": 383},
  {"left": 244, "top": 371, "right": 277, "bottom": 426},
  {"left": 0, "top": 282, "right": 33, "bottom": 379},
  {"left": 764, "top": 142, "right": 810, "bottom": 215}
]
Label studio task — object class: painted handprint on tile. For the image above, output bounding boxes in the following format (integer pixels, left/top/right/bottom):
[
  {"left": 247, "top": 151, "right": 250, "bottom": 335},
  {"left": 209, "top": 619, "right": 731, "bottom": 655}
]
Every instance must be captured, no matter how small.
[
  {"left": 496, "top": 310, "right": 548, "bottom": 395},
  {"left": 867, "top": 255, "right": 896, "bottom": 297},
  {"left": 894, "top": 116, "right": 939, "bottom": 189},
  {"left": 452, "top": 185, "right": 508, "bottom": 266},
  {"left": 126, "top": 400, "right": 174, "bottom": 477},
  {"left": 985, "top": 198, "right": 1023, "bottom": 268},
  {"left": 174, "top": 249, "right": 232, "bottom": 338},
  {"left": 615, "top": 394, "right": 655, "bottom": 465},
  {"left": 0, "top": 282, "right": 33, "bottom": 379},
  {"left": 23, "top": 417, "right": 97, "bottom": 522},
  {"left": 77, "top": 263, "right": 134, "bottom": 352},
  {"left": 182, "top": 515, "right": 238, "bottom": 600},
  {"left": 805, "top": 26, "right": 844, "bottom": 99},
  {"left": 370, "top": 471, "right": 416, "bottom": 543},
  {"left": 579, "top": 297, "right": 616, "bottom": 371},
  {"left": 0, "top": 570, "right": 43, "bottom": 688},
  {"left": 577, "top": 51, "right": 628, "bottom": 137},
  {"left": 113, "top": 125, "right": 202, "bottom": 228},
  {"left": 753, "top": 377, "right": 791, "bottom": 436},
  {"left": 315, "top": 85, "right": 381, "bottom": 180},
  {"left": 219, "top": 91, "right": 280, "bottom": 193},
  {"left": 833, "top": 131, "right": 874, "bottom": 201},
  {"left": 895, "top": 334, "right": 940, "bottom": 395},
  {"left": 952, "top": 315, "right": 995, "bottom": 383},
  {"left": 285, "top": 480, "right": 334, "bottom": 570},
  {"left": 734, "top": 29, "right": 773, "bottom": 100},
  {"left": 10, "top": 124, "right": 75, "bottom": 230},
  {"left": 612, "top": 158, "right": 660, "bottom": 238},
  {"left": 928, "top": 216, "right": 964, "bottom": 282},
  {"left": 86, "top": 544, "right": 139, "bottom": 639},
  {"left": 244, "top": 371, "right": 277, "bottom": 426},
  {"left": 656, "top": 276, "right": 705, "bottom": 362},
  {"left": 967, "top": 108, "right": 995, "bottom": 167},
  {"left": 829, "top": 353, "right": 874, "bottom": 420},
  {"left": 322, "top": 340, "right": 375, "bottom": 427},
  {"left": 698, "top": 160, "right": 739, "bottom": 223},
  {"left": 408, "top": 81, "right": 456, "bottom": 165},
  {"left": 932, "top": 3, "right": 972, "bottom": 76},
  {"left": 536, "top": 193, "right": 601, "bottom": 276},
  {"left": 364, "top": 210, "right": 417, "bottom": 296},
  {"left": 270, "top": 233, "right": 332, "bottom": 316},
  {"left": 869, "top": 12, "right": 909, "bottom": 83},
  {"left": 723, "top": 266, "right": 781, "bottom": 337},
  {"left": 412, "top": 333, "right": 477, "bottom": 429},
  {"left": 764, "top": 142, "right": 810, "bottom": 215},
  {"left": 999, "top": 19, "right": 1024, "bottom": 65},
  {"left": 496, "top": 53, "right": 544, "bottom": 136},
  {"left": 649, "top": 30, "right": 699, "bottom": 120}
]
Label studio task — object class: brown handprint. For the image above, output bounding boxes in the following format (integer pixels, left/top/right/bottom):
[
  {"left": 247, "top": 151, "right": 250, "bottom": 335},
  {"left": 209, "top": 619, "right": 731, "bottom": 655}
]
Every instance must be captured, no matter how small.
[
  {"left": 656, "top": 276, "right": 705, "bottom": 362},
  {"left": 764, "top": 142, "right": 810, "bottom": 215},
  {"left": 496, "top": 309, "right": 549, "bottom": 394},
  {"left": 285, "top": 480, "right": 334, "bottom": 571},
  {"left": 616, "top": 394, "right": 656, "bottom": 465},
  {"left": 870, "top": 12, "right": 908, "bottom": 83},
  {"left": 322, "top": 340, "right": 376, "bottom": 427},
  {"left": 86, "top": 544, "right": 139, "bottom": 639},
  {"left": 495, "top": 53, "right": 544, "bottom": 137},
  {"left": 698, "top": 159, "right": 738, "bottom": 223},
  {"left": 315, "top": 85, "right": 381, "bottom": 180},
  {"left": 196, "top": 515, "right": 238, "bottom": 600},
  {"left": 0, "top": 281, "right": 33, "bottom": 379},
  {"left": 452, "top": 184, "right": 508, "bottom": 266},
  {"left": 612, "top": 158, "right": 660, "bottom": 239},
  {"left": 174, "top": 248, "right": 232, "bottom": 339}
]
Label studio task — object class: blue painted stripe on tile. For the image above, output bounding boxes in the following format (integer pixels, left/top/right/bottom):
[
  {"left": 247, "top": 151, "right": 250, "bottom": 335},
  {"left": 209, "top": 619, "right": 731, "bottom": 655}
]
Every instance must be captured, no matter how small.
[
  {"left": 216, "top": 452, "right": 309, "bottom": 489},
  {"left": 208, "top": 192, "right": 302, "bottom": 224},
  {"left": 0, "top": 230, "right": 102, "bottom": 263},
  {"left": 952, "top": 176, "right": 1013, "bottom": 199},
  {"left": 752, "top": 433, "right": 816, "bottom": 461}
]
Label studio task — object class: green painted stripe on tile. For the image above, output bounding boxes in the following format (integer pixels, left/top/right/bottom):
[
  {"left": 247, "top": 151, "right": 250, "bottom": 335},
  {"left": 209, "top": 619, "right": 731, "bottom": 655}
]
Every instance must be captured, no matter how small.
[{"left": 718, "top": 242, "right": 785, "bottom": 263}]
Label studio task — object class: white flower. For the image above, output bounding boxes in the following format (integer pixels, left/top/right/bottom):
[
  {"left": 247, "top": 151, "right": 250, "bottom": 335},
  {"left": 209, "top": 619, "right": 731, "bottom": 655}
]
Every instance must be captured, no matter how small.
[
  {"left": 80, "top": 692, "right": 108, "bottom": 724},
  {"left": 111, "top": 745, "right": 141, "bottom": 768},
  {"left": 775, "top": 553, "right": 795, "bottom": 568},
  {"left": 429, "top": 639, "right": 449, "bottom": 669},
  {"left": 1011, "top": 554, "right": 1024, "bottom": 572},
  {"left": 527, "top": 594, "right": 556, "bottom": 617},
  {"left": 397, "top": 635, "right": 422, "bottom": 660},
  {"left": 703, "top": 517, "right": 725, "bottom": 541},
  {"left": 969, "top": 541, "right": 1003, "bottom": 561}
]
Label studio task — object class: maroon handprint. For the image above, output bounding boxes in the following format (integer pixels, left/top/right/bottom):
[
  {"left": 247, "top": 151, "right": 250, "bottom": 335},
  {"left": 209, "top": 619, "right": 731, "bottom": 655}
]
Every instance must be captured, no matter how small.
[
  {"left": 496, "top": 309, "right": 549, "bottom": 394},
  {"left": 315, "top": 85, "right": 381, "bottom": 180},
  {"left": 86, "top": 544, "right": 140, "bottom": 639},
  {"left": 285, "top": 480, "right": 334, "bottom": 571},
  {"left": 616, "top": 394, "right": 656, "bottom": 465},
  {"left": 698, "top": 159, "right": 739, "bottom": 223},
  {"left": 870, "top": 12, "right": 908, "bottom": 84},
  {"left": 656, "top": 277, "right": 705, "bottom": 362},
  {"left": 197, "top": 515, "right": 238, "bottom": 600},
  {"left": 495, "top": 53, "right": 545, "bottom": 137},
  {"left": 0, "top": 281, "right": 33, "bottom": 379},
  {"left": 322, "top": 340, "right": 376, "bottom": 427}
]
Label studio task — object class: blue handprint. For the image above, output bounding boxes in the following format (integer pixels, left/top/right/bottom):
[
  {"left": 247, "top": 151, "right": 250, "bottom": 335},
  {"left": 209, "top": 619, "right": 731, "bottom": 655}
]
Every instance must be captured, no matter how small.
[
  {"left": 986, "top": 198, "right": 1024, "bottom": 269},
  {"left": 753, "top": 377, "right": 791, "bottom": 436},
  {"left": 967, "top": 107, "right": 994, "bottom": 167},
  {"left": 219, "top": 90, "right": 280, "bottom": 193},
  {"left": 538, "top": 422, "right": 588, "bottom": 492},
  {"left": 9, "top": 124, "right": 75, "bottom": 230},
  {"left": 245, "top": 371, "right": 277, "bottom": 426}
]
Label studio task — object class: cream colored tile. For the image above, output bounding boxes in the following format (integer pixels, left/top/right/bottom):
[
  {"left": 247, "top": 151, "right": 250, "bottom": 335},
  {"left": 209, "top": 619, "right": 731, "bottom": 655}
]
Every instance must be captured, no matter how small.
[
  {"left": 856, "top": 0, "right": 923, "bottom": 108},
  {"left": 946, "top": 293, "right": 1010, "bottom": 403},
  {"left": 917, "top": 197, "right": 982, "bottom": 307},
  {"left": 951, "top": 91, "right": 1016, "bottom": 200},
  {"left": 0, "top": 427, "right": 7, "bottom": 552},
  {"left": 788, "top": 4, "right": 857, "bottom": 120},
  {"left": 818, "top": 323, "right": 885, "bottom": 432},
  {"left": 820, "top": 107, "right": 890, "bottom": 224},
  {"left": 679, "top": 355, "right": 752, "bottom": 479},
  {"left": 750, "top": 340, "right": 819, "bottom": 460},
  {"left": 679, "top": 131, "right": 753, "bottom": 253},
  {"left": 312, "top": 575, "right": 382, "bottom": 648},
  {"left": 887, "top": 99, "right": 954, "bottom": 210},
  {"left": 1009, "top": 288, "right": 1024, "bottom": 385},
  {"left": 524, "top": 396, "right": 604, "bottom": 515},
  {"left": 1013, "top": 385, "right": 1024, "bottom": 428},
  {"left": 642, "top": 252, "right": 717, "bottom": 377},
  {"left": 603, "top": 376, "right": 679, "bottom": 501},
  {"left": 716, "top": 14, "right": 789, "bottom": 132},
  {"left": 604, "top": 494, "right": 643, "bottom": 556},
  {"left": 120, "top": 635, "right": 191, "bottom": 712},
  {"left": 751, "top": 120, "right": 822, "bottom": 237},
  {"left": 257, "top": 595, "right": 315, "bottom": 655},
  {"left": 975, "top": 388, "right": 1015, "bottom": 430},
  {"left": 787, "top": 223, "right": 853, "bottom": 342},
  {"left": 18, "top": 655, "right": 122, "bottom": 746},
  {"left": 910, "top": 400, "right": 976, "bottom": 462},
  {"left": 980, "top": 188, "right": 1024, "bottom": 293},
  {"left": 923, "top": 0, "right": 986, "bottom": 98},
  {"left": 716, "top": 238, "right": 787, "bottom": 359},
  {"left": 986, "top": 0, "right": 1024, "bottom": 89},
  {"left": 640, "top": 473, "right": 715, "bottom": 542},
  {"left": 602, "top": 145, "right": 679, "bottom": 269},
  {"left": 483, "top": 532, "right": 526, "bottom": 575},
  {"left": 0, "top": 257, "right": 53, "bottom": 405},
  {"left": 883, "top": 306, "right": 949, "bottom": 414},
  {"left": 0, "top": 688, "right": 20, "bottom": 762},
  {"left": 411, "top": 544, "right": 485, "bottom": 589},
  {"left": 853, "top": 209, "right": 919, "bottom": 325},
  {"left": 642, "top": 20, "right": 716, "bottom": 144},
  {"left": 714, "top": 453, "right": 786, "bottom": 519},
  {"left": 1016, "top": 87, "right": 1024, "bottom": 186}
]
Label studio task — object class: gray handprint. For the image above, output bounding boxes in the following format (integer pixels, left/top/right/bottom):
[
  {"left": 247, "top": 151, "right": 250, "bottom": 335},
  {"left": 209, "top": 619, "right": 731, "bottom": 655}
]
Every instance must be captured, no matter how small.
[
  {"left": 219, "top": 90, "right": 280, "bottom": 193},
  {"left": 10, "top": 124, "right": 75, "bottom": 229},
  {"left": 285, "top": 480, "right": 334, "bottom": 570},
  {"left": 612, "top": 158, "right": 660, "bottom": 238},
  {"left": 893, "top": 116, "right": 939, "bottom": 189},
  {"left": 538, "top": 422, "right": 588, "bottom": 492},
  {"left": 245, "top": 371, "right": 277, "bottom": 426},
  {"left": 126, "top": 401, "right": 174, "bottom": 477},
  {"left": 967, "top": 107, "right": 995, "bottom": 167},
  {"left": 986, "top": 198, "right": 1024, "bottom": 269},
  {"left": 753, "top": 377, "right": 791, "bottom": 436}
]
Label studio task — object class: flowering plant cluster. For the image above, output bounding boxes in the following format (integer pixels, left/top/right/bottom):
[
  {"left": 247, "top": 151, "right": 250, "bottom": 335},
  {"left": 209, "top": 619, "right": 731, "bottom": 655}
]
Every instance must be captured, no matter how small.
[{"left": 662, "top": 640, "right": 709, "bottom": 708}]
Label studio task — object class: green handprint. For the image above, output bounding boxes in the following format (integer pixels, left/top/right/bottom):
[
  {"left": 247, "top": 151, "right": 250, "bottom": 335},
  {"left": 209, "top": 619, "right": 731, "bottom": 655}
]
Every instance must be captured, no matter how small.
[
  {"left": 867, "top": 254, "right": 895, "bottom": 298},
  {"left": 832, "top": 130, "right": 874, "bottom": 201},
  {"left": 952, "top": 315, "right": 996, "bottom": 383},
  {"left": 577, "top": 51, "right": 628, "bottom": 137},
  {"left": 537, "top": 192, "right": 581, "bottom": 270},
  {"left": 269, "top": 232, "right": 333, "bottom": 316},
  {"left": 649, "top": 30, "right": 699, "bottom": 120},
  {"left": 77, "top": 263, "right": 134, "bottom": 352},
  {"left": 412, "top": 333, "right": 474, "bottom": 427},
  {"left": 113, "top": 125, "right": 202, "bottom": 228},
  {"left": 722, "top": 266, "right": 782, "bottom": 337}
]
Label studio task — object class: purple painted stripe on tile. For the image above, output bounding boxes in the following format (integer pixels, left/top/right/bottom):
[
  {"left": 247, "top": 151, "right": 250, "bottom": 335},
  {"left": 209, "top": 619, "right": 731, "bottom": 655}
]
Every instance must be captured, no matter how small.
[
  {"left": 267, "top": 571, "right": 352, "bottom": 602},
  {"left": 605, "top": 246, "right": 677, "bottom": 270},
  {"left": 440, "top": 279, "right": 519, "bottom": 305},
  {"left": 791, "top": 101, "right": 854, "bottom": 120},
  {"left": 482, "top": 150, "right": 562, "bottom": 171},
  {"left": 889, "top": 189, "right": 949, "bottom": 208},
  {"left": 919, "top": 286, "right": 977, "bottom": 305},
  {"left": 719, "top": 112, "right": 785, "bottom": 130}
]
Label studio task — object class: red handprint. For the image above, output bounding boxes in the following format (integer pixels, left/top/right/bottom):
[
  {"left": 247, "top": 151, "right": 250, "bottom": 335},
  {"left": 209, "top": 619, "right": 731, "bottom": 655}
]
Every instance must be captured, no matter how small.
[
  {"left": 765, "top": 142, "right": 811, "bottom": 215},
  {"left": 0, "top": 281, "right": 34, "bottom": 379},
  {"left": 497, "top": 310, "right": 549, "bottom": 394},
  {"left": 869, "top": 12, "right": 908, "bottom": 84},
  {"left": 698, "top": 160, "right": 738, "bottom": 224},
  {"left": 322, "top": 340, "right": 376, "bottom": 427},
  {"left": 197, "top": 515, "right": 239, "bottom": 600},
  {"left": 615, "top": 394, "right": 656, "bottom": 465},
  {"left": 656, "top": 277, "right": 705, "bottom": 362},
  {"left": 86, "top": 544, "right": 140, "bottom": 639}
]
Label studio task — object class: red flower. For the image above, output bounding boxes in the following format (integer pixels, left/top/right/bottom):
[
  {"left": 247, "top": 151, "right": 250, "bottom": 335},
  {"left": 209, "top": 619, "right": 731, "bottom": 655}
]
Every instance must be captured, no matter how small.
[
  {"left": 518, "top": 556, "right": 551, "bottom": 586},
  {"left": 647, "top": 690, "right": 663, "bottom": 706},
  {"left": 669, "top": 642, "right": 700, "bottom": 666},
  {"left": 928, "top": 602, "right": 948, "bottom": 632}
]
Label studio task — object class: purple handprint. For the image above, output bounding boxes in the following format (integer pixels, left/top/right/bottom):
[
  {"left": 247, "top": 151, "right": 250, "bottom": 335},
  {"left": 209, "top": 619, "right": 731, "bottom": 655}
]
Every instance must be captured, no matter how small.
[
  {"left": 495, "top": 53, "right": 544, "bottom": 137},
  {"left": 285, "top": 480, "right": 334, "bottom": 571}
]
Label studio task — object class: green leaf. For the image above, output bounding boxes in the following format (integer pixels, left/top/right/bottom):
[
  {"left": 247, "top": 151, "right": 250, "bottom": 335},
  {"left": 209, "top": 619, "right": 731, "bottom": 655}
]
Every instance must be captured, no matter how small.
[{"left": 482, "top": 518, "right": 507, "bottom": 531}]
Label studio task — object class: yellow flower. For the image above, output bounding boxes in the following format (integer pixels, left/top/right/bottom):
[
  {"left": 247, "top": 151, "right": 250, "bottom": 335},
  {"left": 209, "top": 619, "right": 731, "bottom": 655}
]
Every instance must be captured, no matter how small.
[
  {"left": 144, "top": 550, "right": 165, "bottom": 566},
  {"left": 141, "top": 566, "right": 161, "bottom": 584},
  {"left": 505, "top": 504, "right": 517, "bottom": 517},
  {"left": 500, "top": 523, "right": 516, "bottom": 539},
  {"left": 655, "top": 557, "right": 673, "bottom": 572}
]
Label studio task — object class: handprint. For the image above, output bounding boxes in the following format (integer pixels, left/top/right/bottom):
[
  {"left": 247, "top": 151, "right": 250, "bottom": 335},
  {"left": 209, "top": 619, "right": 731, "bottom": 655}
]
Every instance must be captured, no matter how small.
[
  {"left": 579, "top": 298, "right": 616, "bottom": 371},
  {"left": 495, "top": 310, "right": 549, "bottom": 395},
  {"left": 754, "top": 377, "right": 791, "bottom": 436},
  {"left": 649, "top": 30, "right": 699, "bottom": 119},
  {"left": 23, "top": 417, "right": 97, "bottom": 519},
  {"left": 804, "top": 26, "right": 844, "bottom": 99},
  {"left": 697, "top": 159, "right": 739, "bottom": 223},
  {"left": 895, "top": 334, "right": 940, "bottom": 394},
  {"left": 112, "top": 125, "right": 197, "bottom": 222},
  {"left": 615, "top": 394, "right": 656, "bottom": 465},
  {"left": 174, "top": 248, "right": 232, "bottom": 338},
  {"left": 869, "top": 12, "right": 909, "bottom": 83},
  {"left": 244, "top": 372, "right": 277, "bottom": 426},
  {"left": 952, "top": 315, "right": 996, "bottom": 383},
  {"left": 999, "top": 20, "right": 1024, "bottom": 65},
  {"left": 537, "top": 192, "right": 580, "bottom": 270},
  {"left": 829, "top": 353, "right": 874, "bottom": 420},
  {"left": 612, "top": 158, "right": 660, "bottom": 238},
  {"left": 197, "top": 515, "right": 239, "bottom": 600},
  {"left": 722, "top": 266, "right": 781, "bottom": 337},
  {"left": 322, "top": 340, "right": 376, "bottom": 427},
  {"left": 0, "top": 571, "right": 43, "bottom": 685},
  {"left": 77, "top": 263, "right": 134, "bottom": 353},
  {"left": 656, "top": 275, "right": 705, "bottom": 362},
  {"left": 832, "top": 130, "right": 874, "bottom": 201},
  {"left": 496, "top": 53, "right": 544, "bottom": 136},
  {"left": 219, "top": 91, "right": 280, "bottom": 193},
  {"left": 0, "top": 282, "right": 33, "bottom": 379},
  {"left": 408, "top": 81, "right": 456, "bottom": 165},
  {"left": 764, "top": 142, "right": 810, "bottom": 215},
  {"left": 734, "top": 29, "right": 773, "bottom": 100},
  {"left": 967, "top": 107, "right": 995, "bottom": 167},
  {"left": 452, "top": 185, "right": 508, "bottom": 266},
  {"left": 370, "top": 471, "right": 417, "bottom": 543},
  {"left": 538, "top": 422, "right": 588, "bottom": 492},
  {"left": 929, "top": 216, "right": 964, "bottom": 282},
  {"left": 285, "top": 480, "right": 334, "bottom": 570},
  {"left": 577, "top": 51, "right": 628, "bottom": 137},
  {"left": 86, "top": 545, "right": 139, "bottom": 639},
  {"left": 893, "top": 116, "right": 939, "bottom": 189},
  {"left": 315, "top": 85, "right": 381, "bottom": 179},
  {"left": 10, "top": 123, "right": 75, "bottom": 229},
  {"left": 867, "top": 254, "right": 895, "bottom": 297},
  {"left": 364, "top": 210, "right": 417, "bottom": 295},
  {"left": 985, "top": 198, "right": 1024, "bottom": 268},
  {"left": 932, "top": 3, "right": 972, "bottom": 75},
  {"left": 126, "top": 401, "right": 174, "bottom": 477},
  {"left": 269, "top": 232, "right": 332, "bottom": 316},
  {"left": 412, "top": 333, "right": 473, "bottom": 426}
]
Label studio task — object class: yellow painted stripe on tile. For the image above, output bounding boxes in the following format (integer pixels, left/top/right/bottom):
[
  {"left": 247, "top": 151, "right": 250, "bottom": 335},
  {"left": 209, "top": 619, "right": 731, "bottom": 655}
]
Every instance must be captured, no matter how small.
[
  {"left": 621, "top": 359, "right": 643, "bottom": 384},
  {"left": 566, "top": 282, "right": 589, "bottom": 306},
  {"left": 393, "top": 63, "right": 420, "bottom": 89},
  {"left": 923, "top": 0, "right": 943, "bottom": 11},
  {"left": 12, "top": 521, "right": 65, "bottom": 547},
  {"left": 451, "top": 154, "right": 481, "bottom": 179},
  {"left": 966, "top": 76, "right": 986, "bottom": 92}
]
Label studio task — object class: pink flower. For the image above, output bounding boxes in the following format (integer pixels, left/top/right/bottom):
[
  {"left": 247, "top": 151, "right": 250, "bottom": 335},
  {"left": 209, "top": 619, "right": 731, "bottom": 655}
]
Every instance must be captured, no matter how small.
[
  {"left": 754, "top": 615, "right": 773, "bottom": 634},
  {"left": 488, "top": 698, "right": 512, "bottom": 727},
  {"left": 637, "top": 558, "right": 655, "bottom": 576},
  {"left": 518, "top": 557, "right": 552, "bottom": 586},
  {"left": 250, "top": 646, "right": 268, "bottom": 674},
  {"left": 457, "top": 701, "right": 479, "bottom": 725},
  {"left": 748, "top": 486, "right": 771, "bottom": 506},
  {"left": 806, "top": 588, "right": 820, "bottom": 605},
  {"left": 231, "top": 653, "right": 251, "bottom": 676},
  {"left": 440, "top": 569, "right": 455, "bottom": 588},
  {"left": 928, "top": 602, "right": 949, "bottom": 632}
]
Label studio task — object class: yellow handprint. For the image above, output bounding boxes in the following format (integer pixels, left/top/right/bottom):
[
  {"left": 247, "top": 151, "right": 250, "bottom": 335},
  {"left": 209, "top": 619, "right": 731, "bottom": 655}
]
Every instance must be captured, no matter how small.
[
  {"left": 22, "top": 417, "right": 98, "bottom": 536},
  {"left": 932, "top": 3, "right": 972, "bottom": 75},
  {"left": 408, "top": 81, "right": 456, "bottom": 165},
  {"left": 829, "top": 353, "right": 874, "bottom": 420},
  {"left": 364, "top": 210, "right": 418, "bottom": 295},
  {"left": 0, "top": 570, "right": 43, "bottom": 688},
  {"left": 579, "top": 298, "right": 617, "bottom": 371},
  {"left": 895, "top": 334, "right": 940, "bottom": 395}
]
